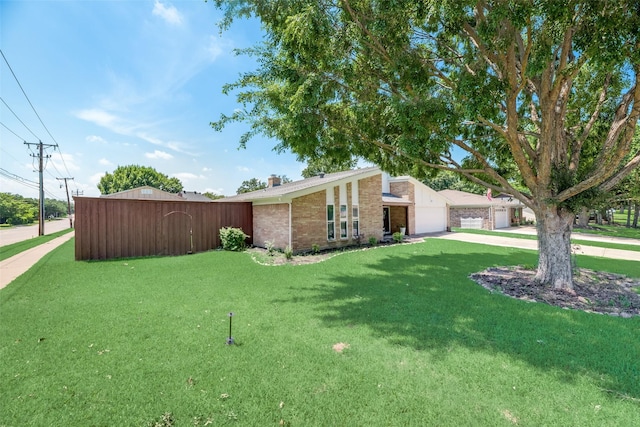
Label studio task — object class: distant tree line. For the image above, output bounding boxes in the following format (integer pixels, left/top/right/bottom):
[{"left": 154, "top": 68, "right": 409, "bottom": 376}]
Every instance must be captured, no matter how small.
[{"left": 0, "top": 193, "right": 69, "bottom": 225}]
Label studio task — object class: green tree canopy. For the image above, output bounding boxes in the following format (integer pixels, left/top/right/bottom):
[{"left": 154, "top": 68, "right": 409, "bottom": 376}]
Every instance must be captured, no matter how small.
[
  {"left": 301, "top": 157, "right": 358, "bottom": 178},
  {"left": 203, "top": 191, "right": 225, "bottom": 200},
  {"left": 212, "top": 0, "right": 640, "bottom": 290},
  {"left": 0, "top": 193, "right": 67, "bottom": 225},
  {"left": 237, "top": 177, "right": 267, "bottom": 194},
  {"left": 97, "top": 165, "right": 183, "bottom": 195},
  {"left": 237, "top": 175, "right": 292, "bottom": 194}
]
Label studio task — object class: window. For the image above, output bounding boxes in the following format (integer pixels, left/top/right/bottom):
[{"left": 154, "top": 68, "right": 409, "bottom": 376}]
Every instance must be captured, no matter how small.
[
  {"left": 340, "top": 204, "right": 348, "bottom": 239},
  {"left": 327, "top": 205, "right": 335, "bottom": 240},
  {"left": 352, "top": 205, "right": 359, "bottom": 237}
]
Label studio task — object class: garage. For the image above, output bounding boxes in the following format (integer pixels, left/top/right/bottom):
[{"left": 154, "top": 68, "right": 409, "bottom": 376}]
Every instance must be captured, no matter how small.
[
  {"left": 494, "top": 207, "right": 509, "bottom": 229},
  {"left": 415, "top": 206, "right": 447, "bottom": 233}
]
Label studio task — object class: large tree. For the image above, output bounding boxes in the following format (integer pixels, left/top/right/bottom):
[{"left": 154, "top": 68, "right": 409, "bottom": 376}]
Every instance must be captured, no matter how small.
[
  {"left": 98, "top": 165, "right": 183, "bottom": 195},
  {"left": 236, "top": 177, "right": 267, "bottom": 194},
  {"left": 212, "top": 0, "right": 640, "bottom": 290}
]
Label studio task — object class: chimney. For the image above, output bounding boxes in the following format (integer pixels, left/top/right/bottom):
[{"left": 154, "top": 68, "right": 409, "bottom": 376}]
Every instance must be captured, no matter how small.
[{"left": 268, "top": 174, "right": 281, "bottom": 187}]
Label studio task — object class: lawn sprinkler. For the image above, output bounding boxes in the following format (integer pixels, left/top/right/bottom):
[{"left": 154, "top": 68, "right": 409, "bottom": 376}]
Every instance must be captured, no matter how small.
[{"left": 226, "top": 312, "right": 235, "bottom": 345}]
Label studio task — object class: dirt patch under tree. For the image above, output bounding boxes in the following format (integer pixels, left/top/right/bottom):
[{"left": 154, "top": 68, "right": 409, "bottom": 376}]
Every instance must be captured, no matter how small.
[{"left": 470, "top": 266, "right": 640, "bottom": 317}]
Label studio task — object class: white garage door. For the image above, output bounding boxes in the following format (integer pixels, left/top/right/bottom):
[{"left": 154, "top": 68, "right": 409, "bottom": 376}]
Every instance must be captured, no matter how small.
[
  {"left": 415, "top": 206, "right": 447, "bottom": 233},
  {"left": 495, "top": 207, "right": 509, "bottom": 229}
]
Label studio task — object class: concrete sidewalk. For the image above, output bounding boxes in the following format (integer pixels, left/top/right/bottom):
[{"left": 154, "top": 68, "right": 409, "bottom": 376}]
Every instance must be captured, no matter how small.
[
  {"left": 430, "top": 231, "right": 640, "bottom": 261},
  {"left": 0, "top": 231, "right": 75, "bottom": 290}
]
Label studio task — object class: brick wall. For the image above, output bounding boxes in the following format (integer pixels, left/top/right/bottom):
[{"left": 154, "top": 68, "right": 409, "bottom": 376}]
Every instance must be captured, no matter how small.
[
  {"left": 359, "top": 174, "right": 383, "bottom": 243},
  {"left": 449, "top": 207, "right": 492, "bottom": 229},
  {"left": 285, "top": 173, "right": 384, "bottom": 252},
  {"left": 388, "top": 180, "right": 413, "bottom": 234},
  {"left": 291, "top": 191, "right": 327, "bottom": 251},
  {"left": 253, "top": 204, "right": 290, "bottom": 249}
]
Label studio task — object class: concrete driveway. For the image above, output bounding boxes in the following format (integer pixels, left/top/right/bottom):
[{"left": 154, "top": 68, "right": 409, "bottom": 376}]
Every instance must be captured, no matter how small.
[{"left": 431, "top": 226, "right": 640, "bottom": 262}]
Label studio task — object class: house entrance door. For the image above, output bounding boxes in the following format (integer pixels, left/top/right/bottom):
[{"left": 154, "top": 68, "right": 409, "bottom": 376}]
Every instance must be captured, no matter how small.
[{"left": 383, "top": 206, "right": 391, "bottom": 234}]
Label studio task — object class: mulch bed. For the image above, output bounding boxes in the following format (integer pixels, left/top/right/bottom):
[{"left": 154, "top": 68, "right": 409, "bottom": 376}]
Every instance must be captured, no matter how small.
[{"left": 470, "top": 266, "right": 640, "bottom": 317}]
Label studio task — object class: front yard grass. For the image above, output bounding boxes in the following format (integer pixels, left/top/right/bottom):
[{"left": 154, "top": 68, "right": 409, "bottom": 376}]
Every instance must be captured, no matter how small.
[{"left": 1, "top": 239, "right": 639, "bottom": 426}]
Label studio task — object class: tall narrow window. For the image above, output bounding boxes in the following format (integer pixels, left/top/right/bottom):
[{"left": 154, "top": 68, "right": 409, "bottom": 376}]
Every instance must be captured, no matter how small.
[
  {"left": 327, "top": 204, "right": 335, "bottom": 240},
  {"left": 340, "top": 204, "right": 348, "bottom": 239},
  {"left": 352, "top": 205, "right": 359, "bottom": 237}
]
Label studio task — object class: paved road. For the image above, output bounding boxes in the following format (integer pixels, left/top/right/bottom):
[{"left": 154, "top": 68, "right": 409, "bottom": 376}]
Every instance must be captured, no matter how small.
[{"left": 0, "top": 218, "right": 73, "bottom": 247}]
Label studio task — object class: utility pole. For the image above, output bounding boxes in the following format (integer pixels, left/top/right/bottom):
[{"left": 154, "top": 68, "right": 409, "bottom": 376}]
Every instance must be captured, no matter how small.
[
  {"left": 25, "top": 141, "right": 55, "bottom": 236},
  {"left": 57, "top": 177, "right": 74, "bottom": 228}
]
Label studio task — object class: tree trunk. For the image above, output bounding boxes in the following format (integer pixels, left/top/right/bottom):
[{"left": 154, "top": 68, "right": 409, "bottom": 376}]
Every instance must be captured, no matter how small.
[
  {"left": 633, "top": 203, "right": 639, "bottom": 229},
  {"left": 535, "top": 206, "right": 575, "bottom": 290},
  {"left": 576, "top": 206, "right": 589, "bottom": 228},
  {"left": 627, "top": 200, "right": 632, "bottom": 228}
]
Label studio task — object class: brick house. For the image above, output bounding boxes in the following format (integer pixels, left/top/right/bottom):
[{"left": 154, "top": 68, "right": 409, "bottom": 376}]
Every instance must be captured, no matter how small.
[
  {"left": 382, "top": 174, "right": 449, "bottom": 235},
  {"left": 438, "top": 189, "right": 524, "bottom": 230},
  {"left": 220, "top": 167, "right": 450, "bottom": 253}
]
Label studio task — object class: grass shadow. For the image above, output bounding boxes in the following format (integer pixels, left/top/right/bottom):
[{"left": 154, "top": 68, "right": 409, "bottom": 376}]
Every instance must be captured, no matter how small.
[{"left": 277, "top": 240, "right": 640, "bottom": 400}]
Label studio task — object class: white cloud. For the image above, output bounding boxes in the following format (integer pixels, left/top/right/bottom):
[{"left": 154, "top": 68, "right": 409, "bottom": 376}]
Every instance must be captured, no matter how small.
[
  {"left": 152, "top": 0, "right": 183, "bottom": 26},
  {"left": 51, "top": 152, "right": 80, "bottom": 172},
  {"left": 99, "top": 158, "right": 113, "bottom": 166},
  {"left": 173, "top": 172, "right": 200, "bottom": 181},
  {"left": 237, "top": 166, "right": 251, "bottom": 172},
  {"left": 76, "top": 109, "right": 118, "bottom": 128},
  {"left": 145, "top": 150, "right": 173, "bottom": 160},
  {"left": 86, "top": 135, "right": 106, "bottom": 144},
  {"left": 206, "top": 36, "right": 224, "bottom": 61},
  {"left": 202, "top": 167, "right": 213, "bottom": 172},
  {"left": 89, "top": 172, "right": 106, "bottom": 185}
]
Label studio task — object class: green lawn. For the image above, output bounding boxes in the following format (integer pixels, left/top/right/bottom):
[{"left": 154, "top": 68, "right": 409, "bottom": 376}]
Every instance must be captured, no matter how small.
[
  {"left": 575, "top": 213, "right": 640, "bottom": 240},
  {"left": 1, "top": 239, "right": 639, "bottom": 426}
]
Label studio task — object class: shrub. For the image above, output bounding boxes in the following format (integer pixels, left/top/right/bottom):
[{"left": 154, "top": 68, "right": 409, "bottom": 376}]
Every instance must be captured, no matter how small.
[
  {"left": 368, "top": 236, "right": 377, "bottom": 246},
  {"left": 311, "top": 243, "right": 320, "bottom": 254},
  {"left": 219, "top": 227, "right": 249, "bottom": 251},
  {"left": 392, "top": 232, "right": 404, "bottom": 243},
  {"left": 284, "top": 246, "right": 293, "bottom": 260},
  {"left": 265, "top": 240, "right": 276, "bottom": 256}
]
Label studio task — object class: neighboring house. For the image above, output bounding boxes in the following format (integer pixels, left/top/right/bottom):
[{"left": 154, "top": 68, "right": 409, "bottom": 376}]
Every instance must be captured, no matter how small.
[
  {"left": 100, "top": 187, "right": 213, "bottom": 202},
  {"left": 438, "top": 189, "right": 524, "bottom": 230},
  {"left": 219, "top": 167, "right": 450, "bottom": 253},
  {"left": 177, "top": 191, "right": 214, "bottom": 202},
  {"left": 101, "top": 186, "right": 184, "bottom": 201}
]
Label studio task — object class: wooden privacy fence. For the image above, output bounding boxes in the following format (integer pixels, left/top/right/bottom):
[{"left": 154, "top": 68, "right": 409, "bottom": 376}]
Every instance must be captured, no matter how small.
[{"left": 74, "top": 197, "right": 252, "bottom": 260}]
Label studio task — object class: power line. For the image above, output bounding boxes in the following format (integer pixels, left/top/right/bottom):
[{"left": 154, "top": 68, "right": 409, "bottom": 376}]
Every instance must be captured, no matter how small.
[
  {"left": 0, "top": 97, "right": 41, "bottom": 140},
  {"left": 0, "top": 120, "right": 29, "bottom": 142},
  {"left": 0, "top": 167, "right": 40, "bottom": 189},
  {"left": 1, "top": 50, "right": 77, "bottom": 193},
  {"left": 1, "top": 49, "right": 59, "bottom": 146}
]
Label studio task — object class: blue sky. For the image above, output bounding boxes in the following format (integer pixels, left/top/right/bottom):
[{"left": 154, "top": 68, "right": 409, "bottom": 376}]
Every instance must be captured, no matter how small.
[{"left": 1, "top": 0, "right": 305, "bottom": 199}]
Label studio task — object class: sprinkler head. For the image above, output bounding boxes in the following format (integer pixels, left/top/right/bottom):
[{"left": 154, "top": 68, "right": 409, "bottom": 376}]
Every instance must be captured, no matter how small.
[{"left": 226, "top": 312, "right": 235, "bottom": 345}]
